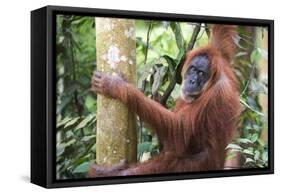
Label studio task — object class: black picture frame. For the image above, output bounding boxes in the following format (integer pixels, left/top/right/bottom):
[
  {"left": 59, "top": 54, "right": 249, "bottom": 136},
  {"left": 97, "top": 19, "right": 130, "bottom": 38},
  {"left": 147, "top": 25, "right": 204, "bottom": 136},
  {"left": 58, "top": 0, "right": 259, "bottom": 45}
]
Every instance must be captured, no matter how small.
[{"left": 31, "top": 5, "right": 274, "bottom": 188}]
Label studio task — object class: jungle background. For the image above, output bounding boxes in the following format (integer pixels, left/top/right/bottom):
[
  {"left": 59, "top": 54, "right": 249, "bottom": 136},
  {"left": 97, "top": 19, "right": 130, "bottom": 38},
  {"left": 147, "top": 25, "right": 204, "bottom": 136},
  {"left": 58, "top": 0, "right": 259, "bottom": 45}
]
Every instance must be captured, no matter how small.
[{"left": 56, "top": 15, "right": 268, "bottom": 179}]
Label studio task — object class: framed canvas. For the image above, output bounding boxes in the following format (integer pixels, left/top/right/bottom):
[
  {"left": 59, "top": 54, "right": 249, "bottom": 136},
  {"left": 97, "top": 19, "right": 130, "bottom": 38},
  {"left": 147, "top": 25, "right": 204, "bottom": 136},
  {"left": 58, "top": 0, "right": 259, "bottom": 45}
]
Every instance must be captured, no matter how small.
[{"left": 31, "top": 5, "right": 274, "bottom": 188}]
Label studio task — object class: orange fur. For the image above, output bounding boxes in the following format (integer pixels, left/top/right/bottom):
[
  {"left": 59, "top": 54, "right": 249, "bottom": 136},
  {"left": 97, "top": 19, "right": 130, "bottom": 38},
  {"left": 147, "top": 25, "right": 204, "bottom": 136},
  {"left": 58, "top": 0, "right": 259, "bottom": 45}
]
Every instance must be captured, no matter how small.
[{"left": 90, "top": 24, "right": 240, "bottom": 176}]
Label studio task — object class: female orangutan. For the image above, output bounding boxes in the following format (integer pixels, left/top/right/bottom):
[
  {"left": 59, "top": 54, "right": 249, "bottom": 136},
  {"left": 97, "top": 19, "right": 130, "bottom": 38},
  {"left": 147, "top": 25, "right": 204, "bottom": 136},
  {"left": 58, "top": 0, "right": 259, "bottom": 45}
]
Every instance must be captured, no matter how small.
[{"left": 90, "top": 24, "right": 240, "bottom": 176}]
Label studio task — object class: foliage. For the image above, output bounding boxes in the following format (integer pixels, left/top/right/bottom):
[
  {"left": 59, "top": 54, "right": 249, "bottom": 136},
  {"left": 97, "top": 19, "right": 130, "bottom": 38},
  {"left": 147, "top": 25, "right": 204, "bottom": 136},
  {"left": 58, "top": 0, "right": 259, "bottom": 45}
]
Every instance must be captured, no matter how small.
[
  {"left": 56, "top": 114, "right": 96, "bottom": 178},
  {"left": 226, "top": 27, "right": 268, "bottom": 168},
  {"left": 56, "top": 16, "right": 269, "bottom": 179},
  {"left": 56, "top": 15, "right": 97, "bottom": 179}
]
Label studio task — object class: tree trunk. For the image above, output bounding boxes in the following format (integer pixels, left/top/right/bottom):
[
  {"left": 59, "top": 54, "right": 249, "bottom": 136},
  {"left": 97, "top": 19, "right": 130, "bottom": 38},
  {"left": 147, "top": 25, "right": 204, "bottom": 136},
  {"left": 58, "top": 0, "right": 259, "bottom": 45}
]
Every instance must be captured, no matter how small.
[{"left": 95, "top": 18, "right": 137, "bottom": 165}]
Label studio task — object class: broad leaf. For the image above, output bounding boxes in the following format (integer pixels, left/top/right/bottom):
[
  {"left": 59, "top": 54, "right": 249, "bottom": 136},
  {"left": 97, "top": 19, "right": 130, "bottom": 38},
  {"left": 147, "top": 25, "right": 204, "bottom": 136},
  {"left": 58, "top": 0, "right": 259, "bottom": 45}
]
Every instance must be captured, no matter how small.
[
  {"left": 64, "top": 117, "right": 80, "bottom": 128},
  {"left": 225, "top": 143, "right": 242, "bottom": 150},
  {"left": 73, "top": 162, "right": 90, "bottom": 173},
  {"left": 75, "top": 114, "right": 95, "bottom": 131},
  {"left": 170, "top": 22, "right": 185, "bottom": 50}
]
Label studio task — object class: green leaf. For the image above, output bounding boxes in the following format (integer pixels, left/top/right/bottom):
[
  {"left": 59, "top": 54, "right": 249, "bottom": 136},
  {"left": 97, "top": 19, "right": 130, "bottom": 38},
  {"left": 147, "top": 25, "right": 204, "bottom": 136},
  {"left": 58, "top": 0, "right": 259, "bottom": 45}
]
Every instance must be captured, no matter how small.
[
  {"left": 243, "top": 149, "right": 254, "bottom": 156},
  {"left": 225, "top": 143, "right": 242, "bottom": 150},
  {"left": 138, "top": 142, "right": 152, "bottom": 155},
  {"left": 81, "top": 135, "right": 96, "bottom": 142},
  {"left": 85, "top": 95, "right": 96, "bottom": 112},
  {"left": 235, "top": 51, "right": 248, "bottom": 57},
  {"left": 65, "top": 130, "right": 74, "bottom": 139},
  {"left": 151, "top": 65, "right": 167, "bottom": 95},
  {"left": 64, "top": 117, "right": 80, "bottom": 128},
  {"left": 75, "top": 114, "right": 95, "bottom": 131},
  {"left": 245, "top": 158, "right": 255, "bottom": 164},
  {"left": 65, "top": 139, "right": 76, "bottom": 147},
  {"left": 91, "top": 144, "right": 96, "bottom": 152},
  {"left": 57, "top": 117, "right": 72, "bottom": 128},
  {"left": 57, "top": 143, "right": 65, "bottom": 157},
  {"left": 250, "top": 48, "right": 261, "bottom": 63},
  {"left": 254, "top": 150, "right": 260, "bottom": 161},
  {"left": 73, "top": 162, "right": 89, "bottom": 173},
  {"left": 162, "top": 55, "right": 177, "bottom": 69},
  {"left": 262, "top": 151, "right": 268, "bottom": 162},
  {"left": 233, "top": 34, "right": 246, "bottom": 50},
  {"left": 251, "top": 133, "right": 259, "bottom": 142},
  {"left": 236, "top": 138, "right": 252, "bottom": 144},
  {"left": 240, "top": 98, "right": 264, "bottom": 116},
  {"left": 170, "top": 22, "right": 185, "bottom": 50},
  {"left": 252, "top": 124, "right": 261, "bottom": 131}
]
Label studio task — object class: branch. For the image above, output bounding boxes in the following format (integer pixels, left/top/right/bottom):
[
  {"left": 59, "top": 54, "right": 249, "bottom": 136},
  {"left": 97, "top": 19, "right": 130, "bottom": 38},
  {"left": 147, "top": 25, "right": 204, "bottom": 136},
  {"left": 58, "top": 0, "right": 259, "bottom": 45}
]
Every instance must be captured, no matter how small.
[
  {"left": 187, "top": 23, "right": 202, "bottom": 51},
  {"left": 143, "top": 21, "right": 153, "bottom": 66},
  {"left": 204, "top": 23, "right": 211, "bottom": 38},
  {"left": 140, "top": 21, "right": 153, "bottom": 143},
  {"left": 141, "top": 21, "right": 153, "bottom": 94},
  {"left": 160, "top": 23, "right": 201, "bottom": 105}
]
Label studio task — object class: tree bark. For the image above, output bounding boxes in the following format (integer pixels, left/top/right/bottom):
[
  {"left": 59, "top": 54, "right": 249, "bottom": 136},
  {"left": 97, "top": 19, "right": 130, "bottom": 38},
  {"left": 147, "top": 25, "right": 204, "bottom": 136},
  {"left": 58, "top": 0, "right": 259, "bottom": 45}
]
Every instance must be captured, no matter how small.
[{"left": 95, "top": 18, "right": 137, "bottom": 165}]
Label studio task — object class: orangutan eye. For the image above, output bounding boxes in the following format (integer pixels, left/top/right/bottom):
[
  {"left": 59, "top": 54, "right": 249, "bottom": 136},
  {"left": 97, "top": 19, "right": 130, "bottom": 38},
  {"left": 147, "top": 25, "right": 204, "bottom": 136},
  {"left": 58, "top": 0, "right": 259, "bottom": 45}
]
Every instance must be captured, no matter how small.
[{"left": 190, "top": 66, "right": 196, "bottom": 72}]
